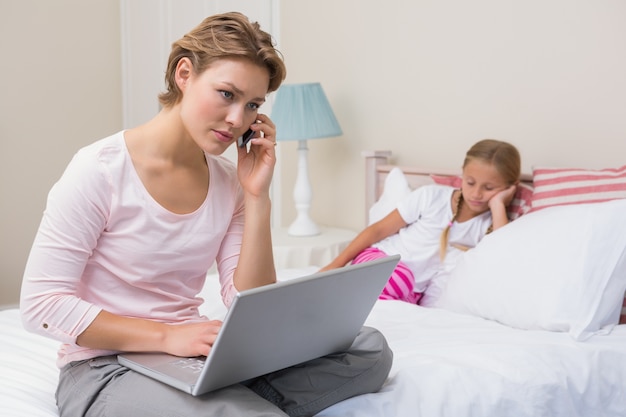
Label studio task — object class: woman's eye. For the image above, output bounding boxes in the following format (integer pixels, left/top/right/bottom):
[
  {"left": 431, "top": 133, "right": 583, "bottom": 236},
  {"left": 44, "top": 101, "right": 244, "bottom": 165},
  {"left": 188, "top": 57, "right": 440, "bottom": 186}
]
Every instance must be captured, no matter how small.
[
  {"left": 247, "top": 102, "right": 260, "bottom": 111},
  {"left": 220, "top": 90, "right": 234, "bottom": 99}
]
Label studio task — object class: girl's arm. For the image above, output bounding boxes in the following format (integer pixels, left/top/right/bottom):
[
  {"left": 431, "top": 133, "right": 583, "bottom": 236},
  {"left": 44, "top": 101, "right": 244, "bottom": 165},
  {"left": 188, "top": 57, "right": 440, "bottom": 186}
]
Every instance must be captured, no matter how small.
[
  {"left": 489, "top": 184, "right": 517, "bottom": 230},
  {"left": 320, "top": 209, "right": 407, "bottom": 271}
]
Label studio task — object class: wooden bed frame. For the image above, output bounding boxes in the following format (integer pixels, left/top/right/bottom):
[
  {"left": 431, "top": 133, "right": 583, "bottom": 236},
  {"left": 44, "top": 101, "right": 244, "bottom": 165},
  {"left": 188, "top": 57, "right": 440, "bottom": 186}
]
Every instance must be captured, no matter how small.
[{"left": 362, "top": 150, "right": 626, "bottom": 325}]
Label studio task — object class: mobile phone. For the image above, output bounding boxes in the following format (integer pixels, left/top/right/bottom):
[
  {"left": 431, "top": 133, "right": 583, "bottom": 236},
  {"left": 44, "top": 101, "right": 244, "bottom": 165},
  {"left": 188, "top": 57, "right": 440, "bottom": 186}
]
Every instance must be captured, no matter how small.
[{"left": 237, "top": 128, "right": 255, "bottom": 148}]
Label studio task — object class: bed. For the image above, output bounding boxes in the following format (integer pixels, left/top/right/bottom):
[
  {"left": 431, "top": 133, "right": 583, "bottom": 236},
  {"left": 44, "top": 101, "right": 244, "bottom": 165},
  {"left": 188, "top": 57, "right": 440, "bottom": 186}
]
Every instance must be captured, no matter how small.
[{"left": 3, "top": 150, "right": 626, "bottom": 416}]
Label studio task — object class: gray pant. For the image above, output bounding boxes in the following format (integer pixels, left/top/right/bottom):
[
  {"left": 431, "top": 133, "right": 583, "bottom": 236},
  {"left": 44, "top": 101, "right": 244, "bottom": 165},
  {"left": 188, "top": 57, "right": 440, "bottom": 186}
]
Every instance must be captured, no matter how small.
[{"left": 56, "top": 326, "right": 392, "bottom": 417}]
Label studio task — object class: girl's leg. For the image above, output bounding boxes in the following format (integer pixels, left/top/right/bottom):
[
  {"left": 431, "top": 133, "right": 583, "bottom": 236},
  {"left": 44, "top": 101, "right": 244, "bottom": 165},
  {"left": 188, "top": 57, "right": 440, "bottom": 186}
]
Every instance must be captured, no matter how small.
[
  {"left": 244, "top": 326, "right": 392, "bottom": 417},
  {"left": 352, "top": 248, "right": 421, "bottom": 304}
]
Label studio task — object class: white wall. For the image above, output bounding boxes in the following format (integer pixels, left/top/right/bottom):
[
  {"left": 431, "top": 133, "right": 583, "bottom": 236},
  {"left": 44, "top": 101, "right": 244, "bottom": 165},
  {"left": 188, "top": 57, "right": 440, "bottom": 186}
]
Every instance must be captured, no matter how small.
[
  {"left": 277, "top": 0, "right": 626, "bottom": 232},
  {"left": 3, "top": 0, "right": 626, "bottom": 306},
  {"left": 0, "top": 1, "right": 122, "bottom": 306}
]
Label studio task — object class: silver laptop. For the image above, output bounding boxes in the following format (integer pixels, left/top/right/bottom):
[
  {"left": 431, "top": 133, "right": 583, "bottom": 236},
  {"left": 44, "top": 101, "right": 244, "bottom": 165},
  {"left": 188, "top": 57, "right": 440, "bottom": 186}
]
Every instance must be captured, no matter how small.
[{"left": 117, "top": 255, "right": 399, "bottom": 396}]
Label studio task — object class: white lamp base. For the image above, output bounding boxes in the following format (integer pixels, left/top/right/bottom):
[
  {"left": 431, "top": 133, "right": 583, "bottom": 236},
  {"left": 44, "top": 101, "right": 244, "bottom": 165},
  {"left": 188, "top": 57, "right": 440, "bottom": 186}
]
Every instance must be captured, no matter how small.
[
  {"left": 287, "top": 139, "right": 320, "bottom": 237},
  {"left": 288, "top": 214, "right": 320, "bottom": 237}
]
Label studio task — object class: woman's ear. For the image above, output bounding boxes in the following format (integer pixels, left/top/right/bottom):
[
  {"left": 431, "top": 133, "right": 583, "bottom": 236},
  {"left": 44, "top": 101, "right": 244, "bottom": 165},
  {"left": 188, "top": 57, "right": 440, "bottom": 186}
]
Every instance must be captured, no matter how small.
[{"left": 175, "top": 57, "right": 193, "bottom": 91}]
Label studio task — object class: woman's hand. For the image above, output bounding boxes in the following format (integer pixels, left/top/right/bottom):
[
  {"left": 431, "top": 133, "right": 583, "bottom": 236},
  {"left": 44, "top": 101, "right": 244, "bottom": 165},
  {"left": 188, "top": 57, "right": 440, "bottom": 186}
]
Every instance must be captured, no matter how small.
[
  {"left": 236, "top": 113, "right": 277, "bottom": 198},
  {"left": 163, "top": 320, "right": 223, "bottom": 357}
]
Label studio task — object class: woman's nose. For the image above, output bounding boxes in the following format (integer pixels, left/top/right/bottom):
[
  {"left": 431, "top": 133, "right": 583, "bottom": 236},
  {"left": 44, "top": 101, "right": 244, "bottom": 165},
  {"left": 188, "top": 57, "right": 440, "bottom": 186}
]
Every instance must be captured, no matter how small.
[{"left": 225, "top": 106, "right": 245, "bottom": 128}]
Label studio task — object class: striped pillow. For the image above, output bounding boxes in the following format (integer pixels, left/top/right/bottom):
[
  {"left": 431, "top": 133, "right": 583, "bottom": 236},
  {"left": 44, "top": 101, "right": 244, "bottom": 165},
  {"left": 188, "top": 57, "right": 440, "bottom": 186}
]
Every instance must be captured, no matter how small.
[{"left": 530, "top": 165, "right": 626, "bottom": 212}]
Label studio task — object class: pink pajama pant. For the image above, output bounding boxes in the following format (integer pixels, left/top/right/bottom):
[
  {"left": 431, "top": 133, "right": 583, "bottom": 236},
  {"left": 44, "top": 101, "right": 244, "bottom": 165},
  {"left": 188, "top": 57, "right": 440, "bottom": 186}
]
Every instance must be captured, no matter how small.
[{"left": 351, "top": 247, "right": 421, "bottom": 304}]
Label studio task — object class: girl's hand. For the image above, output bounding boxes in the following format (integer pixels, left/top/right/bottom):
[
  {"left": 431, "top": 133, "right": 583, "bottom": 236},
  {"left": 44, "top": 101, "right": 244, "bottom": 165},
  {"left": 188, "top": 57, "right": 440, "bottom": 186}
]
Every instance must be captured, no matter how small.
[
  {"left": 163, "top": 320, "right": 223, "bottom": 357},
  {"left": 236, "top": 114, "right": 277, "bottom": 197},
  {"left": 488, "top": 184, "right": 517, "bottom": 210},
  {"left": 488, "top": 185, "right": 517, "bottom": 231}
]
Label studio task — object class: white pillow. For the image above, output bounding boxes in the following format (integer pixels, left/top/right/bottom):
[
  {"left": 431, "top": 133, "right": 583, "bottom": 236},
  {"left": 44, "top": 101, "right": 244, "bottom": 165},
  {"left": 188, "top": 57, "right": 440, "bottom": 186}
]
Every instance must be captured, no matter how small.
[
  {"left": 437, "top": 199, "right": 626, "bottom": 341},
  {"left": 368, "top": 167, "right": 411, "bottom": 224}
]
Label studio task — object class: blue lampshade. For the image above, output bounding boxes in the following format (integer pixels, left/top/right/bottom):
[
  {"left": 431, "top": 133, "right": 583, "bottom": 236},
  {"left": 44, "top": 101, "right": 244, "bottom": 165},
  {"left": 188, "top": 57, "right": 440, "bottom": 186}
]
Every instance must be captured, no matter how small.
[{"left": 272, "top": 83, "right": 342, "bottom": 141}]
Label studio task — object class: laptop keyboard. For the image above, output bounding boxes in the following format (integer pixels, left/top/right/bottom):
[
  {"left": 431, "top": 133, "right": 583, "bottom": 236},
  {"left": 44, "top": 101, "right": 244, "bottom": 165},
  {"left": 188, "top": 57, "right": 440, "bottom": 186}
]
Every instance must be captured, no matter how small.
[{"left": 170, "top": 357, "right": 206, "bottom": 374}]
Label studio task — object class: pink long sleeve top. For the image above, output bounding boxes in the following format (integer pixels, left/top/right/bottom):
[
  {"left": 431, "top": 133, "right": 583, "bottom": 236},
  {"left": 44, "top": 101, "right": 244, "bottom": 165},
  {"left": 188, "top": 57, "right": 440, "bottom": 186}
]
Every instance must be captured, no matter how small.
[{"left": 20, "top": 132, "right": 245, "bottom": 367}]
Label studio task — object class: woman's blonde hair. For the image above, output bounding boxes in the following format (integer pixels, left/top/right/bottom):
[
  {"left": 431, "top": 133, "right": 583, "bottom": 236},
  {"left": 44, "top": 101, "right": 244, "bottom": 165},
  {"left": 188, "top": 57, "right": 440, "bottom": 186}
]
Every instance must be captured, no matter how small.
[
  {"left": 439, "top": 139, "right": 521, "bottom": 260},
  {"left": 158, "top": 12, "right": 287, "bottom": 108}
]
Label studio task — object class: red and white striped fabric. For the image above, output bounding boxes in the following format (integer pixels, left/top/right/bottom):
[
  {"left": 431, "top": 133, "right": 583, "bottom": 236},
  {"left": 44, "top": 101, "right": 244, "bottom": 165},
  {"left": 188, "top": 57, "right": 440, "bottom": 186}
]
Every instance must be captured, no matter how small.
[
  {"left": 351, "top": 247, "right": 421, "bottom": 304},
  {"left": 530, "top": 165, "right": 626, "bottom": 212},
  {"left": 506, "top": 183, "right": 533, "bottom": 220}
]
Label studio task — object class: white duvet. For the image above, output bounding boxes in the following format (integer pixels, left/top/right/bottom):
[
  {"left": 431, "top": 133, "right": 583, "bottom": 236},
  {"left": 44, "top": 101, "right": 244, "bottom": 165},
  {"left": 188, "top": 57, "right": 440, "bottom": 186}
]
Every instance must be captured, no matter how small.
[
  {"left": 3, "top": 270, "right": 626, "bottom": 417},
  {"left": 323, "top": 301, "right": 626, "bottom": 417}
]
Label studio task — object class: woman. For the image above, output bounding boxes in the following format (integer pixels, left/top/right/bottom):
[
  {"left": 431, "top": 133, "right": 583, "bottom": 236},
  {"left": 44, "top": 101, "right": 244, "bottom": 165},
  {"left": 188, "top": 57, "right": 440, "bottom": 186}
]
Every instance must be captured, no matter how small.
[{"left": 20, "top": 12, "right": 392, "bottom": 417}]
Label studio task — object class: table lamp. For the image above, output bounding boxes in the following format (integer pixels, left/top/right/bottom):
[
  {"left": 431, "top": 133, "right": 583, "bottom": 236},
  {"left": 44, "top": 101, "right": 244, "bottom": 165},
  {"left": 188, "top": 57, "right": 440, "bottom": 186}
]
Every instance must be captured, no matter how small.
[{"left": 272, "top": 82, "right": 343, "bottom": 236}]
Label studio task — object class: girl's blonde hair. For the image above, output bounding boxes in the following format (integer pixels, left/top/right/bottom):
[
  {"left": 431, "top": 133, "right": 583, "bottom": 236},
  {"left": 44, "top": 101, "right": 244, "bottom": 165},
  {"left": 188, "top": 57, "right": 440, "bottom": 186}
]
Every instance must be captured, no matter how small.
[
  {"left": 439, "top": 139, "right": 521, "bottom": 260},
  {"left": 158, "top": 12, "right": 287, "bottom": 108}
]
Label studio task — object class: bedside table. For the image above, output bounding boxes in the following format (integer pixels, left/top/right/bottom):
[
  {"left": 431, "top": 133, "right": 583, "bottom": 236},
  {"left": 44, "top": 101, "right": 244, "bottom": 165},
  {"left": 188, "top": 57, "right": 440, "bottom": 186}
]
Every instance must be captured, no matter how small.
[{"left": 271, "top": 227, "right": 357, "bottom": 269}]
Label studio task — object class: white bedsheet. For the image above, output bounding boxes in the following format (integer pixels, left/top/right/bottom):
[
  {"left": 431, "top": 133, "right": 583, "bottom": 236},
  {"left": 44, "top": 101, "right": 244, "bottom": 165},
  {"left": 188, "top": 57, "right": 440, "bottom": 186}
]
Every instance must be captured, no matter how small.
[
  {"left": 1, "top": 308, "right": 59, "bottom": 417},
  {"left": 324, "top": 301, "right": 626, "bottom": 417},
  {"left": 3, "top": 269, "right": 626, "bottom": 416}
]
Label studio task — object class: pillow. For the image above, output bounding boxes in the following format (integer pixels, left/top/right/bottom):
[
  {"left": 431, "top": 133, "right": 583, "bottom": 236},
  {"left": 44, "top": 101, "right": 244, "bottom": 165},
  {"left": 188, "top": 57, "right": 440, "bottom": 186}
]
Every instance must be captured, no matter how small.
[
  {"left": 436, "top": 199, "right": 626, "bottom": 341},
  {"left": 429, "top": 174, "right": 462, "bottom": 189},
  {"left": 368, "top": 167, "right": 411, "bottom": 224},
  {"left": 430, "top": 174, "right": 533, "bottom": 220},
  {"left": 531, "top": 165, "right": 626, "bottom": 212}
]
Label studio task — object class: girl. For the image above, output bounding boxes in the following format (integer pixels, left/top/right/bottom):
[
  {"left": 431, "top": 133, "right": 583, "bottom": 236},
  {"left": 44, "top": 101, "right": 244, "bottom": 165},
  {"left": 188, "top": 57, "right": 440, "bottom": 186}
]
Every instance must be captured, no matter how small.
[
  {"left": 321, "top": 139, "right": 521, "bottom": 305},
  {"left": 20, "top": 13, "right": 391, "bottom": 417}
]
